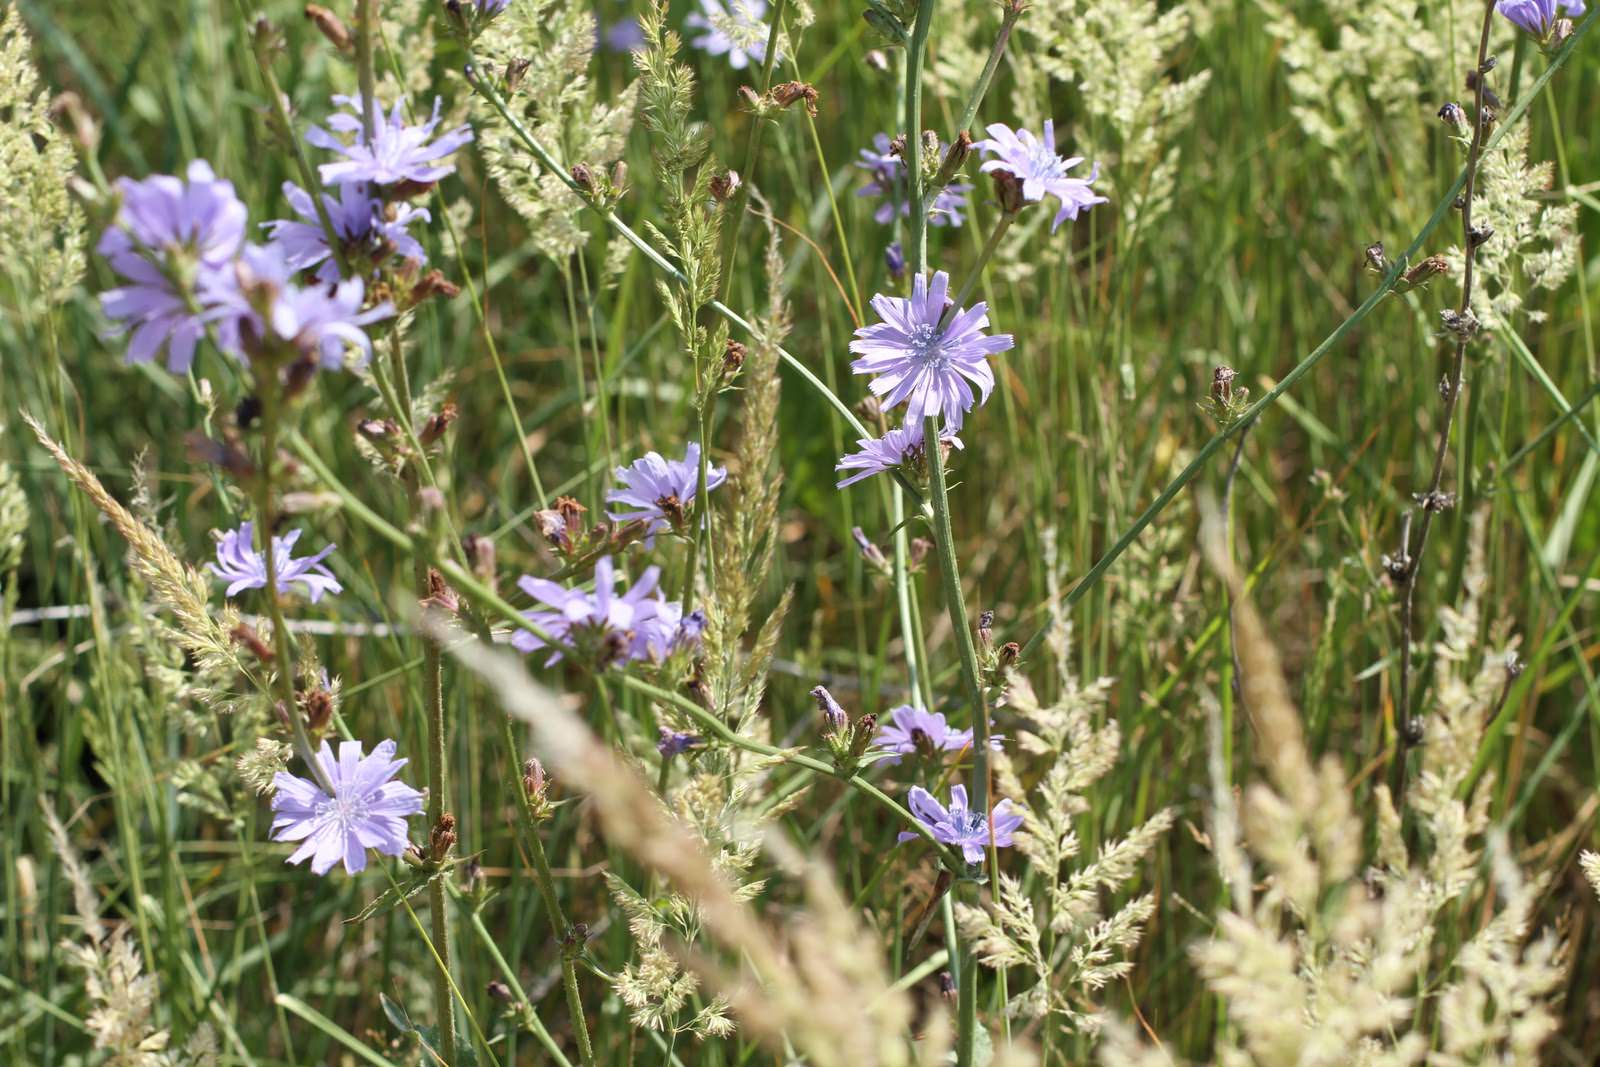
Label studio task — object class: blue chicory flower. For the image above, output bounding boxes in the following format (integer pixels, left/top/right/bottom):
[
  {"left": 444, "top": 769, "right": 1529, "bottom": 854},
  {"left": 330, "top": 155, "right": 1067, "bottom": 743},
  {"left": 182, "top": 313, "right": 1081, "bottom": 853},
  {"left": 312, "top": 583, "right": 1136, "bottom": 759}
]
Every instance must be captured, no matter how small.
[
  {"left": 850, "top": 270, "right": 1013, "bottom": 432},
  {"left": 657, "top": 729, "right": 702, "bottom": 756},
  {"left": 898, "top": 783, "right": 1024, "bottom": 864},
  {"left": 1496, "top": 0, "right": 1584, "bottom": 36},
  {"left": 262, "top": 180, "right": 430, "bottom": 284},
  {"left": 512, "top": 556, "right": 700, "bottom": 666},
  {"left": 96, "top": 160, "right": 249, "bottom": 372},
  {"left": 209, "top": 520, "right": 343, "bottom": 602},
  {"left": 873, "top": 704, "right": 1002, "bottom": 765},
  {"left": 605, "top": 444, "right": 727, "bottom": 537},
  {"left": 975, "top": 121, "right": 1106, "bottom": 232},
  {"left": 835, "top": 423, "right": 962, "bottom": 489},
  {"left": 270, "top": 739, "right": 425, "bottom": 876},
  {"left": 215, "top": 243, "right": 394, "bottom": 368},
  {"left": 306, "top": 95, "right": 474, "bottom": 188}
]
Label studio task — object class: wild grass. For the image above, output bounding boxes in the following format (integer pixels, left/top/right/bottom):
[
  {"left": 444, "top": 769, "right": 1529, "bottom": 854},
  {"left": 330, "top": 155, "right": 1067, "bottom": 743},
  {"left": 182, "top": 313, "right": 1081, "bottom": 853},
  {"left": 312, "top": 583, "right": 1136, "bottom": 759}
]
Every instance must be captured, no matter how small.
[{"left": 3, "top": 0, "right": 1600, "bottom": 1064}]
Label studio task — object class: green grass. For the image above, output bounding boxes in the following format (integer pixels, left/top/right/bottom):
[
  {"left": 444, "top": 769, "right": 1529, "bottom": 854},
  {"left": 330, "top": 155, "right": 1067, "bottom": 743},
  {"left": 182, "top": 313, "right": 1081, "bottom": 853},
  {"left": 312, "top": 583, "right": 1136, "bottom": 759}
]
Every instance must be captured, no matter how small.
[{"left": 3, "top": 0, "right": 1600, "bottom": 1063}]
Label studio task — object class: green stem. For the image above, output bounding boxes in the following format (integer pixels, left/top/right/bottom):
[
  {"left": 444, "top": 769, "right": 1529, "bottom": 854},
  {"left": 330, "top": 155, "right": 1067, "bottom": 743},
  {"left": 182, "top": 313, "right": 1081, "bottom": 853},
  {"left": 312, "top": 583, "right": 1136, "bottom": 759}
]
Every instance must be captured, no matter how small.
[
  {"left": 903, "top": 0, "right": 938, "bottom": 276},
  {"left": 715, "top": 0, "right": 790, "bottom": 300},
  {"left": 953, "top": 5, "right": 1021, "bottom": 137},
  {"left": 946, "top": 212, "right": 1013, "bottom": 316}
]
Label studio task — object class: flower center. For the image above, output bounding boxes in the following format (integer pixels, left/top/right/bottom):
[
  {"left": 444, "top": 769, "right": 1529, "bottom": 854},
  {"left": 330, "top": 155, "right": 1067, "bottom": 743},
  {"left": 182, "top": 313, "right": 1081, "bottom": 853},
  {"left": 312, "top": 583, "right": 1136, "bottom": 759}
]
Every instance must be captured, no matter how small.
[
  {"left": 1022, "top": 142, "right": 1066, "bottom": 181},
  {"left": 908, "top": 322, "right": 948, "bottom": 369},
  {"left": 958, "top": 808, "right": 989, "bottom": 837},
  {"left": 316, "top": 790, "right": 371, "bottom": 831}
]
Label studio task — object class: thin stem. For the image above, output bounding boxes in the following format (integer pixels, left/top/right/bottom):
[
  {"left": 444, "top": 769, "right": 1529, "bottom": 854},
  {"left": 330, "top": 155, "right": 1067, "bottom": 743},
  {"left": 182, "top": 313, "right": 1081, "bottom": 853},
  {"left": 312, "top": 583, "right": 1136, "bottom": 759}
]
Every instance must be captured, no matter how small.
[
  {"left": 953, "top": 5, "right": 1021, "bottom": 137},
  {"left": 1390, "top": 0, "right": 1498, "bottom": 808},
  {"left": 715, "top": 0, "right": 790, "bottom": 300},
  {"left": 946, "top": 212, "right": 1013, "bottom": 316},
  {"left": 903, "top": 0, "right": 938, "bottom": 276}
]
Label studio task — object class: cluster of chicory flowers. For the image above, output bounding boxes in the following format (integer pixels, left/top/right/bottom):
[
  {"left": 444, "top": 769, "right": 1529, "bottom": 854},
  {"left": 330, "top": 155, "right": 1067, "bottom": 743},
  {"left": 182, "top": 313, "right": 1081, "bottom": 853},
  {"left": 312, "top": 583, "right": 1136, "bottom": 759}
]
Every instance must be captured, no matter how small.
[
  {"left": 510, "top": 444, "right": 722, "bottom": 670},
  {"left": 1496, "top": 0, "right": 1584, "bottom": 42},
  {"left": 836, "top": 120, "right": 1103, "bottom": 487},
  {"left": 92, "top": 93, "right": 477, "bottom": 877},
  {"left": 97, "top": 93, "right": 471, "bottom": 376},
  {"left": 832, "top": 121, "right": 1104, "bottom": 864}
]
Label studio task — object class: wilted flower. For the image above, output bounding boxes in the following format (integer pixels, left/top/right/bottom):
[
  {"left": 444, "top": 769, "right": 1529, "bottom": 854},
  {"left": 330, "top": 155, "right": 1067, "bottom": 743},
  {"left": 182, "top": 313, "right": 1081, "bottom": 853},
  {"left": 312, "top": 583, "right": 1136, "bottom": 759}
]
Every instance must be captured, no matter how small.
[
  {"left": 216, "top": 243, "right": 394, "bottom": 368},
  {"left": 269, "top": 739, "right": 424, "bottom": 875},
  {"left": 856, "top": 133, "right": 972, "bottom": 227},
  {"left": 97, "top": 160, "right": 249, "bottom": 372},
  {"left": 835, "top": 423, "right": 962, "bottom": 488},
  {"left": 307, "top": 95, "right": 474, "bottom": 188},
  {"left": 209, "top": 520, "right": 343, "bottom": 602},
  {"left": 898, "top": 784, "right": 1023, "bottom": 864},
  {"left": 1496, "top": 0, "right": 1584, "bottom": 38},
  {"left": 975, "top": 120, "right": 1106, "bottom": 232},
  {"left": 685, "top": 0, "right": 776, "bottom": 70},
  {"left": 605, "top": 444, "right": 727, "bottom": 537},
  {"left": 263, "top": 180, "right": 429, "bottom": 283},
  {"left": 873, "top": 704, "right": 1001, "bottom": 765},
  {"left": 850, "top": 271, "right": 1013, "bottom": 432}
]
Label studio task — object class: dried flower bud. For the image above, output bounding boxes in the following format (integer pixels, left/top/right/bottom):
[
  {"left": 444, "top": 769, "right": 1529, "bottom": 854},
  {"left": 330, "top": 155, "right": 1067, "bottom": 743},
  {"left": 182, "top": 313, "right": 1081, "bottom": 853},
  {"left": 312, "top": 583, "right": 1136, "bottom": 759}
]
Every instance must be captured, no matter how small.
[
  {"left": 723, "top": 338, "right": 748, "bottom": 374},
  {"left": 710, "top": 170, "right": 742, "bottom": 203},
  {"left": 523, "top": 758, "right": 547, "bottom": 800},
  {"left": 571, "top": 163, "right": 596, "bottom": 194},
  {"left": 301, "top": 686, "right": 335, "bottom": 732},
  {"left": 1437, "top": 101, "right": 1466, "bottom": 130},
  {"left": 992, "top": 170, "right": 1028, "bottom": 216},
  {"left": 411, "top": 269, "right": 461, "bottom": 304},
  {"left": 430, "top": 813, "right": 457, "bottom": 862},
  {"left": 505, "top": 57, "right": 531, "bottom": 92},
  {"left": 417, "top": 486, "right": 446, "bottom": 512},
  {"left": 847, "top": 713, "right": 878, "bottom": 759},
  {"left": 51, "top": 92, "right": 100, "bottom": 152},
  {"left": 1439, "top": 308, "right": 1481, "bottom": 342},
  {"left": 557, "top": 495, "right": 588, "bottom": 531},
  {"left": 1364, "top": 241, "right": 1387, "bottom": 273},
  {"left": 1398, "top": 254, "right": 1449, "bottom": 291},
  {"left": 934, "top": 131, "right": 973, "bottom": 188},
  {"left": 1467, "top": 224, "right": 1493, "bottom": 249},
  {"left": 1400, "top": 717, "right": 1425, "bottom": 746},
  {"left": 1552, "top": 17, "right": 1576, "bottom": 45},
  {"left": 977, "top": 609, "right": 994, "bottom": 649},
  {"left": 465, "top": 533, "right": 497, "bottom": 586},
  {"left": 1381, "top": 550, "right": 1411, "bottom": 583},
  {"left": 1505, "top": 651, "right": 1525, "bottom": 678},
  {"left": 736, "top": 85, "right": 763, "bottom": 111},
  {"left": 939, "top": 971, "right": 958, "bottom": 1002},
  {"left": 420, "top": 401, "right": 458, "bottom": 446},
  {"left": 422, "top": 567, "right": 459, "bottom": 615},
  {"left": 864, "top": 49, "right": 890, "bottom": 73},
  {"left": 1465, "top": 70, "right": 1501, "bottom": 110},
  {"left": 487, "top": 980, "right": 513, "bottom": 1003},
  {"left": 770, "top": 80, "right": 820, "bottom": 117},
  {"left": 909, "top": 537, "right": 933, "bottom": 570},
  {"left": 998, "top": 641, "right": 1020, "bottom": 668},
  {"left": 231, "top": 622, "right": 275, "bottom": 662},
  {"left": 304, "top": 4, "right": 352, "bottom": 51},
  {"left": 1211, "top": 365, "right": 1236, "bottom": 403},
  {"left": 855, "top": 394, "right": 883, "bottom": 422},
  {"left": 1415, "top": 489, "right": 1456, "bottom": 513}
]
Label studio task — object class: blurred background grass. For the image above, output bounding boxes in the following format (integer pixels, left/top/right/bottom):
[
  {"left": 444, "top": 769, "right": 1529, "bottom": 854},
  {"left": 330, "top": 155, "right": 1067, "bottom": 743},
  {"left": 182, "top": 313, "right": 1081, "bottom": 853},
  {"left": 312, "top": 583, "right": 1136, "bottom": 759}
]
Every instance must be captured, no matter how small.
[{"left": 3, "top": 0, "right": 1599, "bottom": 1062}]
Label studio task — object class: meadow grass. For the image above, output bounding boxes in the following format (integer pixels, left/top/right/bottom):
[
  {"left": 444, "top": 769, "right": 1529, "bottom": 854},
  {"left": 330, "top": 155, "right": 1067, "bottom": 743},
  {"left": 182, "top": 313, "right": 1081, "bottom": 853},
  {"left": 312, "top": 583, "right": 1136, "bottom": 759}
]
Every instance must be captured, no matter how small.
[{"left": 3, "top": 0, "right": 1600, "bottom": 1063}]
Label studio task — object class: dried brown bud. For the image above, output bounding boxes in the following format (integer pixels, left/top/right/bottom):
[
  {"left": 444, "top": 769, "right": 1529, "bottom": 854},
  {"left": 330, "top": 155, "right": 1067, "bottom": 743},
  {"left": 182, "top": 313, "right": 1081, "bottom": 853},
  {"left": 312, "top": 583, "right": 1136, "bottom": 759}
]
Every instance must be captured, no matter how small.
[
  {"left": 992, "top": 170, "right": 1027, "bottom": 215},
  {"left": 770, "top": 80, "right": 820, "bottom": 117},
  {"left": 430, "top": 813, "right": 457, "bottom": 862},
  {"left": 1211, "top": 365, "right": 1237, "bottom": 403},
  {"left": 230, "top": 623, "right": 275, "bottom": 662},
  {"left": 723, "top": 338, "right": 748, "bottom": 374},
  {"left": 570, "top": 163, "right": 596, "bottom": 194},
  {"left": 909, "top": 537, "right": 933, "bottom": 570},
  {"left": 420, "top": 401, "right": 459, "bottom": 446},
  {"left": 50, "top": 92, "right": 99, "bottom": 152},
  {"left": 939, "top": 971, "right": 958, "bottom": 1002},
  {"left": 304, "top": 4, "right": 352, "bottom": 51},
  {"left": 523, "top": 758, "right": 547, "bottom": 801},
  {"left": 301, "top": 686, "right": 335, "bottom": 732},
  {"left": 464, "top": 533, "right": 497, "bottom": 586},
  {"left": 422, "top": 567, "right": 460, "bottom": 615},
  {"left": 1400, "top": 254, "right": 1449, "bottom": 290},
  {"left": 709, "top": 169, "right": 742, "bottom": 203},
  {"left": 411, "top": 269, "right": 461, "bottom": 304},
  {"left": 1364, "top": 241, "right": 1387, "bottom": 273},
  {"left": 487, "top": 980, "right": 513, "bottom": 1003},
  {"left": 505, "top": 58, "right": 532, "bottom": 92},
  {"left": 934, "top": 131, "right": 973, "bottom": 188},
  {"left": 998, "top": 641, "right": 1020, "bottom": 668},
  {"left": 736, "top": 85, "right": 763, "bottom": 111}
]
